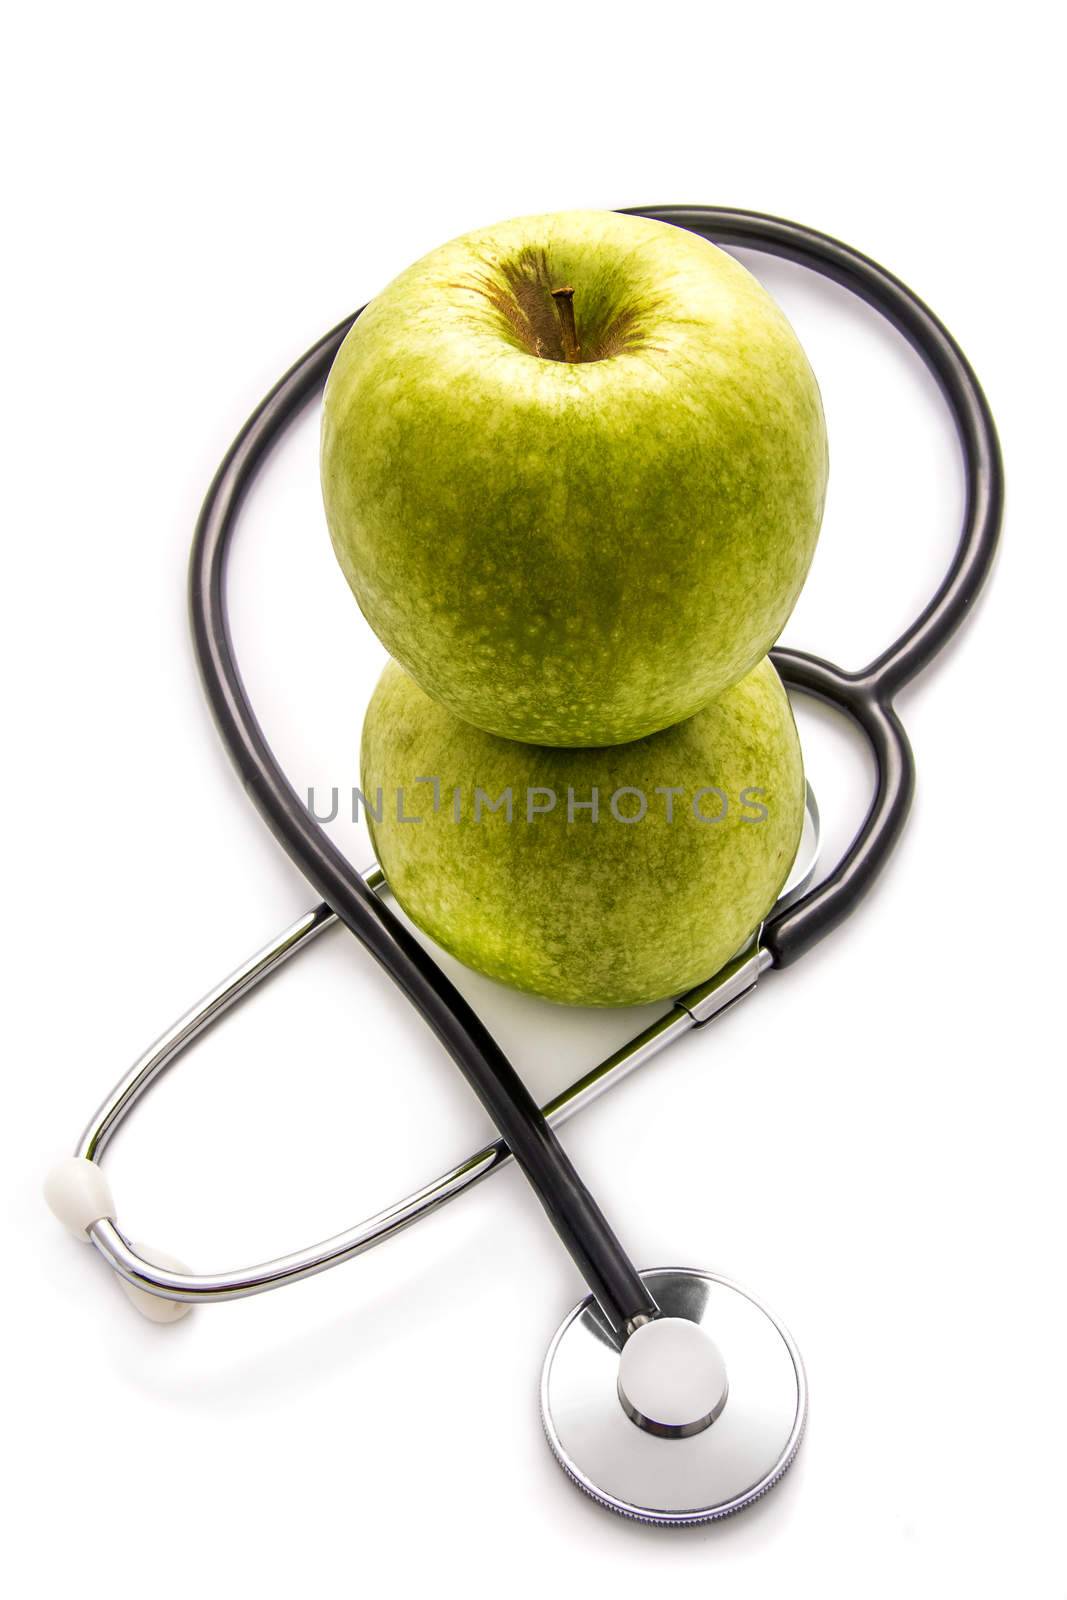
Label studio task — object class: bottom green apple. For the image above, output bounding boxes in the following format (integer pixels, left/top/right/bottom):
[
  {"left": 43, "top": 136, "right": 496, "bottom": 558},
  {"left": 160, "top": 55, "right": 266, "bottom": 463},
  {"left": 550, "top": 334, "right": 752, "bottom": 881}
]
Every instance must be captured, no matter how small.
[{"left": 360, "top": 659, "right": 804, "bottom": 1006}]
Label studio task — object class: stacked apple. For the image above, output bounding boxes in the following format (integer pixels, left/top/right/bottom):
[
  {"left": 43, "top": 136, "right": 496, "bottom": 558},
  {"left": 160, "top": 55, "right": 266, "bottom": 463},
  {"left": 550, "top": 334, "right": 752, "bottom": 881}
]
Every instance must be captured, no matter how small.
[{"left": 321, "top": 212, "right": 827, "bottom": 1006}]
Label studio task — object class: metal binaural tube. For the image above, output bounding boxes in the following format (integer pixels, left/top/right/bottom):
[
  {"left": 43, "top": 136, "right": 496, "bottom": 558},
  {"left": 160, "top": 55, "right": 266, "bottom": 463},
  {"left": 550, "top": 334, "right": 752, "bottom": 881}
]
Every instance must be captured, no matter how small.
[
  {"left": 86, "top": 1003, "right": 701, "bottom": 1304},
  {"left": 76, "top": 790, "right": 817, "bottom": 1306},
  {"left": 77, "top": 901, "right": 340, "bottom": 1162}
]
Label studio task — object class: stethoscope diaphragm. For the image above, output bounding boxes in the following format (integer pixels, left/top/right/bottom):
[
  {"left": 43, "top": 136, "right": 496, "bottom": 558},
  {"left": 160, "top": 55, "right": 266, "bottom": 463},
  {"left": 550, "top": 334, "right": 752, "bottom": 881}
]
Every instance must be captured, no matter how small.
[{"left": 541, "top": 1267, "right": 806, "bottom": 1524}]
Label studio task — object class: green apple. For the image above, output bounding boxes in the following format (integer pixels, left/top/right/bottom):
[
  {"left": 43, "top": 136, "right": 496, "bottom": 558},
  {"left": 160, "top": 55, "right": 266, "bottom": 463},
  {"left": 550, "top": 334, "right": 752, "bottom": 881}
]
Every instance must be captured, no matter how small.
[
  {"left": 360, "top": 656, "right": 804, "bottom": 1007},
  {"left": 323, "top": 209, "right": 827, "bottom": 747}
]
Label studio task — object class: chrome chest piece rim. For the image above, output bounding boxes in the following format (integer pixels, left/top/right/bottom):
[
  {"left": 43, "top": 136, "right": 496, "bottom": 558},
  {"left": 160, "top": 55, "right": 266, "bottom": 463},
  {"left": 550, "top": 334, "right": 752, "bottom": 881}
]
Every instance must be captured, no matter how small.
[{"left": 540, "top": 1267, "right": 807, "bottom": 1525}]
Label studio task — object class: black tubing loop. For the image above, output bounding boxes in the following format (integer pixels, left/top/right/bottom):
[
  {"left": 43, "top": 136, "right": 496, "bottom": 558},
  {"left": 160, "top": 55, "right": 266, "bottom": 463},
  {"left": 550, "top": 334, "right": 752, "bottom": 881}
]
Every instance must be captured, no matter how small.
[
  {"left": 189, "top": 316, "right": 656, "bottom": 1334},
  {"left": 624, "top": 206, "right": 1003, "bottom": 966},
  {"left": 627, "top": 205, "right": 1005, "bottom": 697}
]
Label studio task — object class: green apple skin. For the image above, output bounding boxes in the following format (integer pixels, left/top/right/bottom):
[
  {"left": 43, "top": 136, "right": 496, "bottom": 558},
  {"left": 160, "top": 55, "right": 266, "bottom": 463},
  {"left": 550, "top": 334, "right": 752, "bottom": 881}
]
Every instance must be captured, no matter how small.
[
  {"left": 361, "top": 657, "right": 804, "bottom": 1007},
  {"left": 323, "top": 210, "right": 827, "bottom": 748}
]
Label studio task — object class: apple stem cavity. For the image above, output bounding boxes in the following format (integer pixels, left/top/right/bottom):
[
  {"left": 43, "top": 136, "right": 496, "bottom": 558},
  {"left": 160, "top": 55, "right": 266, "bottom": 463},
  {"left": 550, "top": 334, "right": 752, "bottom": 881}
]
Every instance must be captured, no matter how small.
[{"left": 551, "top": 286, "right": 581, "bottom": 363}]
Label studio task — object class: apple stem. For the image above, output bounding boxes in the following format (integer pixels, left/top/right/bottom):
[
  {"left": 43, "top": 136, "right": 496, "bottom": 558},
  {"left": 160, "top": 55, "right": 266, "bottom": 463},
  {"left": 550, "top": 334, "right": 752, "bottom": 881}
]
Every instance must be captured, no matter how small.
[{"left": 551, "top": 286, "right": 581, "bottom": 362}]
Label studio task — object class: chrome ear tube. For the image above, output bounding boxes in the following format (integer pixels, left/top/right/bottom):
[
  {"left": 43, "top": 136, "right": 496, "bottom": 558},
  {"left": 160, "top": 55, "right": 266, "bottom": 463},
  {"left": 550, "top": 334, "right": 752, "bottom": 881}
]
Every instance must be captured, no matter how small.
[
  {"left": 45, "top": 208, "right": 1002, "bottom": 1524},
  {"left": 50, "top": 795, "right": 818, "bottom": 1309}
]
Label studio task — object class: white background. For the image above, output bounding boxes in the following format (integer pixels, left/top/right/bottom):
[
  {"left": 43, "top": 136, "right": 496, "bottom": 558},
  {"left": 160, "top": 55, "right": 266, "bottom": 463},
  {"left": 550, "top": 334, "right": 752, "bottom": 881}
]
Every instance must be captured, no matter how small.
[{"left": 4, "top": 3, "right": 1065, "bottom": 1595}]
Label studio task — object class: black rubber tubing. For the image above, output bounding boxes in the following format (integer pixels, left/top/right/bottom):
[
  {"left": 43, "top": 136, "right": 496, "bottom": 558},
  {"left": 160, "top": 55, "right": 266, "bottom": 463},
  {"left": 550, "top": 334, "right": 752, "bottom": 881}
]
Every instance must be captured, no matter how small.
[
  {"left": 188, "top": 208, "right": 1002, "bottom": 1331},
  {"left": 626, "top": 210, "right": 1003, "bottom": 967}
]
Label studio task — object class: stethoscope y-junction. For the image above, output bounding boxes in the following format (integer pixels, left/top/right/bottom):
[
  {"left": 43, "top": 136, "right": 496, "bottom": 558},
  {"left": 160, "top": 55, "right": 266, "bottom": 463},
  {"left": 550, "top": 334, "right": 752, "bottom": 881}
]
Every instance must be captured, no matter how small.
[{"left": 45, "top": 207, "right": 1003, "bottom": 1524}]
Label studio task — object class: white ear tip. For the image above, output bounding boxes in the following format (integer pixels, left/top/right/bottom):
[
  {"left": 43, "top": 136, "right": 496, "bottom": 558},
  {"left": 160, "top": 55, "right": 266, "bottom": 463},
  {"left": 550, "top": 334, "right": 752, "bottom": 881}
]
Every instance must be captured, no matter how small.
[
  {"left": 44, "top": 1157, "right": 115, "bottom": 1238},
  {"left": 119, "top": 1244, "right": 194, "bottom": 1324},
  {"left": 45, "top": 1162, "right": 192, "bottom": 1323}
]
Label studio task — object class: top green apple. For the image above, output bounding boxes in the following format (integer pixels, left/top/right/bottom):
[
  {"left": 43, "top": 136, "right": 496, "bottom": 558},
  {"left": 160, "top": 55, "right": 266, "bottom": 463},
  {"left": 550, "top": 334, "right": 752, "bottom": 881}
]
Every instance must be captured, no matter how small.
[{"left": 322, "top": 210, "right": 827, "bottom": 746}]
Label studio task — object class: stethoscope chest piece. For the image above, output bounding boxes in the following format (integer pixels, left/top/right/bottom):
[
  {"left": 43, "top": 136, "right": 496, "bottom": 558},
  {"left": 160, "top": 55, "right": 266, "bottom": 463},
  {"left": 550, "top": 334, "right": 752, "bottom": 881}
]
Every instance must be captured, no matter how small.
[
  {"left": 43, "top": 207, "right": 1002, "bottom": 1526},
  {"left": 540, "top": 1267, "right": 806, "bottom": 1525}
]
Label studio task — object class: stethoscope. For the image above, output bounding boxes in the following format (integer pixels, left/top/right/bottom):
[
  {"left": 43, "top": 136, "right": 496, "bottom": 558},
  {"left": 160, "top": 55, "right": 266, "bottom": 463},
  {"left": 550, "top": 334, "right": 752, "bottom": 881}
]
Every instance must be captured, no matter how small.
[{"left": 45, "top": 207, "right": 1003, "bottom": 1525}]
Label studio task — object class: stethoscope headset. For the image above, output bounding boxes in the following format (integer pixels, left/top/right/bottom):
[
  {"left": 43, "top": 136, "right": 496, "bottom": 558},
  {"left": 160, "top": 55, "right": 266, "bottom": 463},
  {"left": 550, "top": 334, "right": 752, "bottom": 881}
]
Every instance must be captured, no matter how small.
[{"left": 45, "top": 207, "right": 1003, "bottom": 1524}]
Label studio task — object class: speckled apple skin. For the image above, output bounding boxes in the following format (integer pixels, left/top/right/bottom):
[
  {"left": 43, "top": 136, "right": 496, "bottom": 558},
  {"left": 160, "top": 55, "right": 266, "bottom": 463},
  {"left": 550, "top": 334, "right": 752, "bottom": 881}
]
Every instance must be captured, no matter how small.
[
  {"left": 323, "top": 210, "right": 827, "bottom": 747},
  {"left": 361, "top": 658, "right": 804, "bottom": 1007}
]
